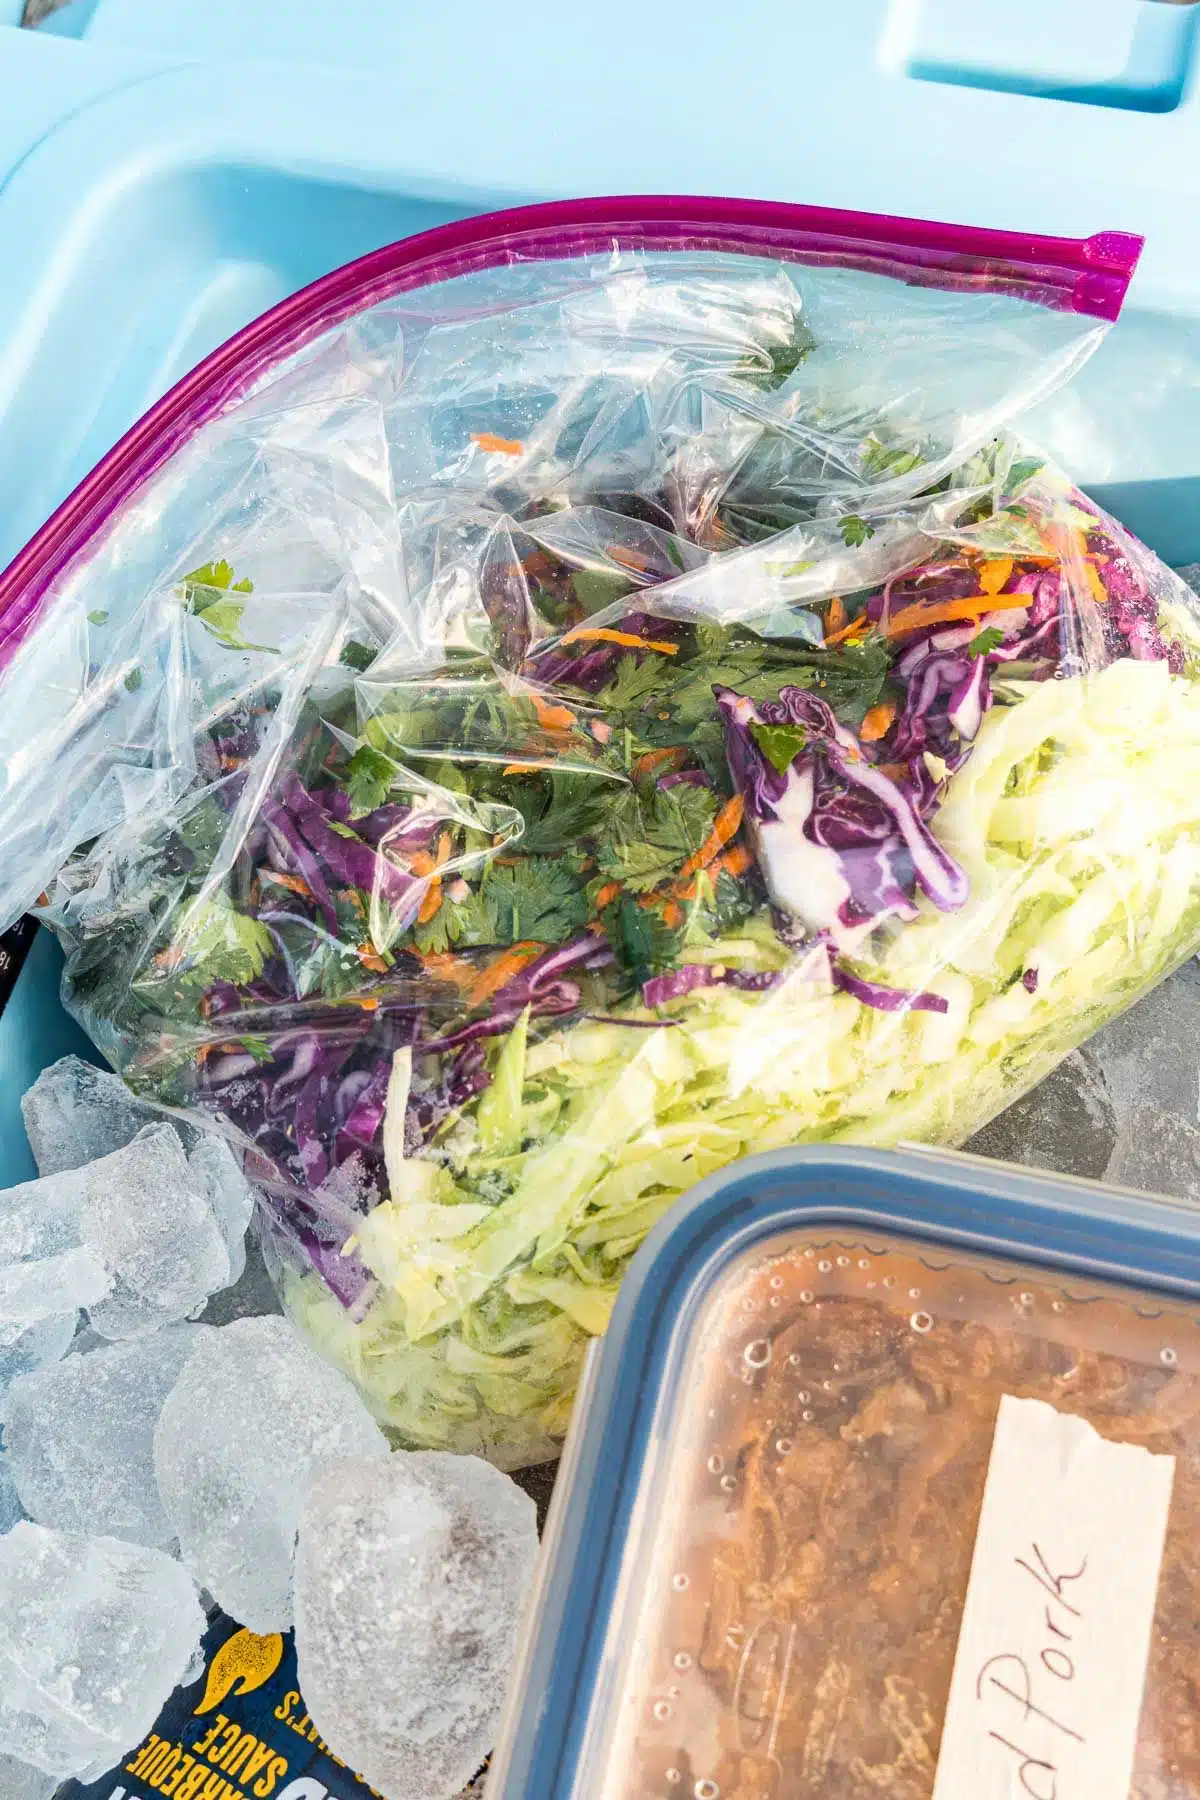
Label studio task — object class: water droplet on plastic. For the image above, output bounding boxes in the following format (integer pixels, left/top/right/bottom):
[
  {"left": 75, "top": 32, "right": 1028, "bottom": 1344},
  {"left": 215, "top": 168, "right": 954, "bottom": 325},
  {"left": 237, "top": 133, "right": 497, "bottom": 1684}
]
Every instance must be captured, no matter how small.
[
  {"left": 720, "top": 1474, "right": 737, "bottom": 1493},
  {"left": 666, "top": 1771, "right": 681, "bottom": 1787},
  {"left": 818, "top": 1260, "right": 832, "bottom": 1273},
  {"left": 1020, "top": 1291, "right": 1034, "bottom": 1306},
  {"left": 799, "top": 1290, "right": 814, "bottom": 1305},
  {"left": 822, "top": 1379, "right": 833, "bottom": 1391},
  {"left": 769, "top": 1296, "right": 781, "bottom": 1307},
  {"left": 769, "top": 1275, "right": 783, "bottom": 1289},
  {"left": 883, "top": 1276, "right": 897, "bottom": 1289},
  {"left": 653, "top": 1700, "right": 672, "bottom": 1721},
  {"left": 695, "top": 1782, "right": 720, "bottom": 1800},
  {"left": 707, "top": 1453, "right": 725, "bottom": 1475},
  {"left": 858, "top": 1258, "right": 870, "bottom": 1270},
  {"left": 908, "top": 1287, "right": 920, "bottom": 1299},
  {"left": 743, "top": 1338, "right": 771, "bottom": 1369},
  {"left": 775, "top": 1437, "right": 793, "bottom": 1454},
  {"left": 804, "top": 1248, "right": 815, "bottom": 1260},
  {"left": 802, "top": 1409, "right": 814, "bottom": 1422},
  {"left": 797, "top": 1389, "right": 810, "bottom": 1403},
  {"left": 674, "top": 1651, "right": 693, "bottom": 1671},
  {"left": 672, "top": 1573, "right": 689, "bottom": 1592},
  {"left": 837, "top": 1255, "right": 850, "bottom": 1268},
  {"left": 1051, "top": 1300, "right": 1065, "bottom": 1314},
  {"left": 1161, "top": 1347, "right": 1178, "bottom": 1367},
  {"left": 910, "top": 1311, "right": 933, "bottom": 1334}
]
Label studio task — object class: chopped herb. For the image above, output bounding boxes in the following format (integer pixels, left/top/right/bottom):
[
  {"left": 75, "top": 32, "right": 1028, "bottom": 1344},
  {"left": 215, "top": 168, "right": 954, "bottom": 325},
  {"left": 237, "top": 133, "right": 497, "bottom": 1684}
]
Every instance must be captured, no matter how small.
[
  {"left": 124, "top": 667, "right": 144, "bottom": 692},
  {"left": 87, "top": 610, "right": 109, "bottom": 625},
  {"left": 967, "top": 626, "right": 1005, "bottom": 660},
  {"left": 751, "top": 721, "right": 808, "bottom": 774},
  {"left": 340, "top": 640, "right": 378, "bottom": 673},
  {"left": 345, "top": 745, "right": 396, "bottom": 818},
  {"left": 839, "top": 514, "right": 876, "bottom": 548}
]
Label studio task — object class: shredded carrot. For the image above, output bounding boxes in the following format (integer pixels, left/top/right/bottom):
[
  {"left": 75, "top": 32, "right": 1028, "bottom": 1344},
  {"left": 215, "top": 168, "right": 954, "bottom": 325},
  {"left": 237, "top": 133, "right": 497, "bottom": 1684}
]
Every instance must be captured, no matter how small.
[
  {"left": 609, "top": 547, "right": 655, "bottom": 574},
  {"left": 262, "top": 869, "right": 313, "bottom": 899},
  {"left": 559, "top": 626, "right": 679, "bottom": 655},
  {"left": 978, "top": 557, "right": 1014, "bottom": 598},
  {"left": 822, "top": 613, "right": 871, "bottom": 648},
  {"left": 356, "top": 943, "right": 389, "bottom": 974},
  {"left": 416, "top": 952, "right": 477, "bottom": 990},
  {"left": 417, "top": 886, "right": 443, "bottom": 925},
  {"left": 195, "top": 1043, "right": 213, "bottom": 1065},
  {"left": 532, "top": 694, "right": 578, "bottom": 731},
  {"left": 631, "top": 745, "right": 687, "bottom": 780},
  {"left": 878, "top": 761, "right": 908, "bottom": 781},
  {"left": 860, "top": 700, "right": 896, "bottom": 742},
  {"left": 679, "top": 794, "right": 745, "bottom": 881},
  {"left": 357, "top": 997, "right": 380, "bottom": 1012},
  {"left": 662, "top": 900, "right": 684, "bottom": 929},
  {"left": 471, "top": 432, "right": 524, "bottom": 455},
  {"left": 468, "top": 942, "right": 544, "bottom": 1007},
  {"left": 592, "top": 881, "right": 622, "bottom": 912},
  {"left": 414, "top": 832, "right": 452, "bottom": 925},
  {"left": 826, "top": 596, "right": 847, "bottom": 636},
  {"left": 884, "top": 593, "right": 1031, "bottom": 639},
  {"left": 1083, "top": 559, "right": 1108, "bottom": 607},
  {"left": 717, "top": 843, "right": 753, "bottom": 879}
]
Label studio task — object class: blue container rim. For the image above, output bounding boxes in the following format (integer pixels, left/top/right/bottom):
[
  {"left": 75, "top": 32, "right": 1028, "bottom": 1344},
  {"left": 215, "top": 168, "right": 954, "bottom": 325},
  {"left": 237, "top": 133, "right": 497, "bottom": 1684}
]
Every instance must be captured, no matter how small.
[{"left": 488, "top": 1143, "right": 1200, "bottom": 1800}]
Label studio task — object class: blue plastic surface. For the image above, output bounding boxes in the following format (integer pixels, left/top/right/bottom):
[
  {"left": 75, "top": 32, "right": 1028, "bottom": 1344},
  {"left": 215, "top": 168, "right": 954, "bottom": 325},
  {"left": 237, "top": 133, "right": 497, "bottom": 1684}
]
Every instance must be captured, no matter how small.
[{"left": 486, "top": 1143, "right": 1200, "bottom": 1800}]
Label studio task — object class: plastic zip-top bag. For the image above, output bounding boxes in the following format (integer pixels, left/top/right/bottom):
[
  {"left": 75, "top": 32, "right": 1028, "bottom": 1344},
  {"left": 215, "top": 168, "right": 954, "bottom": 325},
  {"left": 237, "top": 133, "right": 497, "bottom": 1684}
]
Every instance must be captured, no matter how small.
[{"left": 0, "top": 196, "right": 1162, "bottom": 1465}]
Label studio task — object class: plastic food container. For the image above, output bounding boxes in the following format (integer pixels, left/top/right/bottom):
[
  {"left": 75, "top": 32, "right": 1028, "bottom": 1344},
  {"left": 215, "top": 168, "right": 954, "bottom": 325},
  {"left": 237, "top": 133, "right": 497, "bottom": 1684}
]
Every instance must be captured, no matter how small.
[{"left": 486, "top": 1144, "right": 1200, "bottom": 1799}]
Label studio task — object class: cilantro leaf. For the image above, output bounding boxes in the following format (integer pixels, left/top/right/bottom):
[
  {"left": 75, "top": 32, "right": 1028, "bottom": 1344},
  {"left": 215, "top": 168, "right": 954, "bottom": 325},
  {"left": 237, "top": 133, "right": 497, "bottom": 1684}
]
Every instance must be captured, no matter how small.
[
  {"left": 415, "top": 883, "right": 499, "bottom": 955},
  {"left": 861, "top": 435, "right": 924, "bottom": 481},
  {"left": 345, "top": 745, "right": 396, "bottom": 819},
  {"left": 483, "top": 857, "right": 590, "bottom": 944},
  {"left": 124, "top": 668, "right": 143, "bottom": 692},
  {"left": 178, "top": 560, "right": 275, "bottom": 653},
  {"left": 340, "top": 640, "right": 377, "bottom": 673},
  {"left": 839, "top": 514, "right": 875, "bottom": 548},
  {"left": 167, "top": 894, "right": 272, "bottom": 992},
  {"left": 507, "top": 772, "right": 613, "bottom": 853},
  {"left": 594, "top": 783, "right": 717, "bottom": 893},
  {"left": 967, "top": 626, "right": 1005, "bottom": 660},
  {"left": 608, "top": 895, "right": 683, "bottom": 984},
  {"left": 750, "top": 721, "right": 807, "bottom": 774}
]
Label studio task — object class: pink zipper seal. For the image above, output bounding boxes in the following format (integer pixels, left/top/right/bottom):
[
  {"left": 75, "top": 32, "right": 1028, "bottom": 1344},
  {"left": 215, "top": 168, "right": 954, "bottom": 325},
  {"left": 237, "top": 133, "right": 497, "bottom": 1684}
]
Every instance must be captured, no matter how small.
[{"left": 0, "top": 194, "right": 1142, "bottom": 672}]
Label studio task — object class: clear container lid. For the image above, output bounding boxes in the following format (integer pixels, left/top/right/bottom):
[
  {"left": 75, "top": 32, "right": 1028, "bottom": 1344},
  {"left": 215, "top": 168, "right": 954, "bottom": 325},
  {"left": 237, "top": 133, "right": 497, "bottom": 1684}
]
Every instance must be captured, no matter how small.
[{"left": 574, "top": 1225, "right": 1200, "bottom": 1800}]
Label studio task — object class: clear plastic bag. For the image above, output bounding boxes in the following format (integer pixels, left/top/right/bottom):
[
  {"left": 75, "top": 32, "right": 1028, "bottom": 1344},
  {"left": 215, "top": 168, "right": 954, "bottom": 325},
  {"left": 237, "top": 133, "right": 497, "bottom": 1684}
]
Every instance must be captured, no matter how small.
[{"left": 0, "top": 198, "right": 1168, "bottom": 1466}]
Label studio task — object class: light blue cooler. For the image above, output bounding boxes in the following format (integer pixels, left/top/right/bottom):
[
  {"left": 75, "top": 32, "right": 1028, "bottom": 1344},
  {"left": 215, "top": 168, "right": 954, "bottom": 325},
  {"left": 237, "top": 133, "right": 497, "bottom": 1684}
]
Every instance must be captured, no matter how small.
[{"left": 0, "top": 6, "right": 1197, "bottom": 1197}]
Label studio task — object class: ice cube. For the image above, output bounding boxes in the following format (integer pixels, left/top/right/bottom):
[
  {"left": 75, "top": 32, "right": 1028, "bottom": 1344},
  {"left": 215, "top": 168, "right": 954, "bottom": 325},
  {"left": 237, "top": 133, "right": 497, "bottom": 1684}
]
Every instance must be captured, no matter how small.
[
  {"left": 0, "top": 1249, "right": 110, "bottom": 1349},
  {"left": 0, "top": 1521, "right": 205, "bottom": 1781},
  {"left": 187, "top": 1135, "right": 255, "bottom": 1286},
  {"left": 0, "top": 1752, "right": 59, "bottom": 1800},
  {"left": 293, "top": 1452, "right": 539, "bottom": 1800},
  {"left": 0, "top": 1315, "right": 79, "bottom": 1417},
  {"left": 153, "top": 1316, "right": 388, "bottom": 1632},
  {"left": 5, "top": 1327, "right": 205, "bottom": 1546},
  {"left": 0, "top": 1457, "right": 25, "bottom": 1536},
  {"left": 20, "top": 1054, "right": 196, "bottom": 1177},
  {"left": 79, "top": 1125, "right": 231, "bottom": 1339}
]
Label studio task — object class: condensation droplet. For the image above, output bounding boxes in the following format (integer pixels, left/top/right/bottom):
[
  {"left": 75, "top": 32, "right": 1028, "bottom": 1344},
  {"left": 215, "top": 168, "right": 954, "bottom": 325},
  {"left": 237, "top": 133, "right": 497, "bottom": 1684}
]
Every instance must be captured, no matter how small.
[
  {"left": 707, "top": 1453, "right": 725, "bottom": 1475},
  {"left": 1051, "top": 1301, "right": 1065, "bottom": 1314},
  {"left": 672, "top": 1573, "right": 690, "bottom": 1592},
  {"left": 822, "top": 1379, "right": 834, "bottom": 1391},
  {"left": 910, "top": 1311, "right": 933, "bottom": 1334},
  {"left": 1161, "top": 1347, "right": 1178, "bottom": 1367},
  {"left": 802, "top": 1409, "right": 814, "bottom": 1422},
  {"left": 837, "top": 1255, "right": 850, "bottom": 1268},
  {"left": 800, "top": 1290, "right": 814, "bottom": 1305},
  {"left": 804, "top": 1248, "right": 815, "bottom": 1260},
  {"left": 788, "top": 1352, "right": 803, "bottom": 1366},
  {"left": 653, "top": 1701, "right": 672, "bottom": 1721},
  {"left": 818, "top": 1260, "right": 832, "bottom": 1273},
  {"left": 667, "top": 1685, "right": 680, "bottom": 1700},
  {"left": 908, "top": 1287, "right": 921, "bottom": 1299},
  {"left": 674, "top": 1651, "right": 693, "bottom": 1671},
  {"left": 720, "top": 1474, "right": 737, "bottom": 1493},
  {"left": 798, "top": 1389, "right": 810, "bottom": 1403},
  {"left": 666, "top": 1772, "right": 682, "bottom": 1787},
  {"left": 775, "top": 1437, "right": 794, "bottom": 1454},
  {"left": 1020, "top": 1292, "right": 1034, "bottom": 1306},
  {"left": 858, "top": 1258, "right": 870, "bottom": 1270},
  {"left": 883, "top": 1276, "right": 897, "bottom": 1289},
  {"left": 769, "top": 1275, "right": 784, "bottom": 1289},
  {"left": 744, "top": 1338, "right": 772, "bottom": 1369},
  {"left": 769, "top": 1296, "right": 781, "bottom": 1307},
  {"left": 695, "top": 1782, "right": 720, "bottom": 1800}
]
